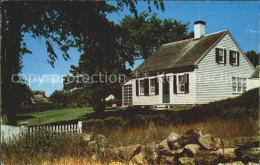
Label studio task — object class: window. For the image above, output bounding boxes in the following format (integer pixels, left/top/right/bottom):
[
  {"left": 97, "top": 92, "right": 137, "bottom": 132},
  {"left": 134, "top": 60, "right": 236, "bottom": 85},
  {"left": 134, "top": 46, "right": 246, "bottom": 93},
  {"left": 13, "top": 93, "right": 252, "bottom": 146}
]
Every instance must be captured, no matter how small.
[
  {"left": 178, "top": 75, "right": 185, "bottom": 93},
  {"left": 219, "top": 49, "right": 224, "bottom": 63},
  {"left": 216, "top": 48, "right": 226, "bottom": 64},
  {"left": 139, "top": 80, "right": 145, "bottom": 95},
  {"left": 230, "top": 51, "right": 239, "bottom": 65},
  {"left": 232, "top": 77, "right": 246, "bottom": 93},
  {"left": 231, "top": 51, "right": 237, "bottom": 65},
  {"left": 150, "top": 78, "right": 156, "bottom": 94},
  {"left": 123, "top": 85, "right": 132, "bottom": 106}
]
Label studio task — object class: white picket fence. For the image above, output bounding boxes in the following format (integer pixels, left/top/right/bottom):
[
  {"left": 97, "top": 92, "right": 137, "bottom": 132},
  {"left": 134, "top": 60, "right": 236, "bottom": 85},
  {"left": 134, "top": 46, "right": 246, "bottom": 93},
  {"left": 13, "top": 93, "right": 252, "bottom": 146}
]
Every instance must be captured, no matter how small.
[{"left": 1, "top": 121, "right": 83, "bottom": 143}]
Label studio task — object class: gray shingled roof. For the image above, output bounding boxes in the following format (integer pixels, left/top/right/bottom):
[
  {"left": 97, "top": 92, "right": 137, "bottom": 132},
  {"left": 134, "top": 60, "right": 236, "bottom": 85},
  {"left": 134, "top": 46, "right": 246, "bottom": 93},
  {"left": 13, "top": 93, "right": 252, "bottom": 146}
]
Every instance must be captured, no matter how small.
[
  {"left": 134, "top": 30, "right": 228, "bottom": 72},
  {"left": 250, "top": 65, "right": 259, "bottom": 78}
]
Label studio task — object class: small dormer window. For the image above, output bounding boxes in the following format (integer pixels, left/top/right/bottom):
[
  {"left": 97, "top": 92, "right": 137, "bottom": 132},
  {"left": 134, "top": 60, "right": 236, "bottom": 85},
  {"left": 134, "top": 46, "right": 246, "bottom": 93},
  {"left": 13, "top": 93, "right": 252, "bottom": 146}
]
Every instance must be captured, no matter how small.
[
  {"left": 230, "top": 50, "right": 240, "bottom": 66},
  {"left": 216, "top": 48, "right": 226, "bottom": 64}
]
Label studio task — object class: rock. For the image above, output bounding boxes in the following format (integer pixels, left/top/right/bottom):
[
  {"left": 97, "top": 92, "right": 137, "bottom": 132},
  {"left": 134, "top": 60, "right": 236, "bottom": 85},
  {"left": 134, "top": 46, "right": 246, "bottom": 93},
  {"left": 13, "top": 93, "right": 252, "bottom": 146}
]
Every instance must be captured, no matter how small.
[
  {"left": 144, "top": 143, "right": 159, "bottom": 165},
  {"left": 173, "top": 128, "right": 202, "bottom": 149},
  {"left": 198, "top": 134, "right": 215, "bottom": 150},
  {"left": 195, "top": 148, "right": 237, "bottom": 164},
  {"left": 234, "top": 136, "right": 260, "bottom": 147},
  {"left": 158, "top": 139, "right": 183, "bottom": 156},
  {"left": 82, "top": 133, "right": 94, "bottom": 143},
  {"left": 214, "top": 138, "right": 224, "bottom": 150},
  {"left": 183, "top": 144, "right": 201, "bottom": 156},
  {"left": 158, "top": 139, "right": 172, "bottom": 155},
  {"left": 217, "top": 148, "right": 237, "bottom": 161},
  {"left": 167, "top": 132, "right": 182, "bottom": 150},
  {"left": 129, "top": 152, "right": 147, "bottom": 165},
  {"left": 179, "top": 157, "right": 195, "bottom": 165},
  {"left": 218, "top": 161, "right": 245, "bottom": 165},
  {"left": 116, "top": 144, "right": 142, "bottom": 161},
  {"left": 240, "top": 147, "right": 260, "bottom": 163},
  {"left": 195, "top": 150, "right": 222, "bottom": 165},
  {"left": 95, "top": 134, "right": 109, "bottom": 152},
  {"left": 160, "top": 155, "right": 177, "bottom": 164}
]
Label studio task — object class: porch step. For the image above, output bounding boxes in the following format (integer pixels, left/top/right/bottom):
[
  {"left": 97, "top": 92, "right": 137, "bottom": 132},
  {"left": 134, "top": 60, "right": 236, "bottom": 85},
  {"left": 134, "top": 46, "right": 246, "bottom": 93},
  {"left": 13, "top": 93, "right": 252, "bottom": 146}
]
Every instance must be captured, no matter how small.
[{"left": 153, "top": 104, "right": 174, "bottom": 110}]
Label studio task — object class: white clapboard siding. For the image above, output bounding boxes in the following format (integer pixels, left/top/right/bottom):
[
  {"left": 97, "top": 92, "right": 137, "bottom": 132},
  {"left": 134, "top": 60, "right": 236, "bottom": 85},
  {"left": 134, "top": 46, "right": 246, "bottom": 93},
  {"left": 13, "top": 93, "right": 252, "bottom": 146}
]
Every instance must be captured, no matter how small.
[
  {"left": 195, "top": 33, "right": 254, "bottom": 104},
  {"left": 247, "top": 78, "right": 260, "bottom": 90},
  {"left": 171, "top": 71, "right": 195, "bottom": 104},
  {"left": 123, "top": 72, "right": 195, "bottom": 105}
]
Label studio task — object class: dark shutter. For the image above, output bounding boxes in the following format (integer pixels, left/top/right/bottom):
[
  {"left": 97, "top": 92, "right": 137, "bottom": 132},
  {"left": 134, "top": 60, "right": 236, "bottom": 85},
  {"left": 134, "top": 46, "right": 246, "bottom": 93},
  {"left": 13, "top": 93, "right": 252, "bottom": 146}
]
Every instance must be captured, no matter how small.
[
  {"left": 237, "top": 52, "right": 240, "bottom": 66},
  {"left": 230, "top": 50, "right": 233, "bottom": 65},
  {"left": 224, "top": 49, "right": 227, "bottom": 65},
  {"left": 173, "top": 75, "right": 177, "bottom": 94},
  {"left": 184, "top": 74, "right": 189, "bottom": 93},
  {"left": 144, "top": 79, "right": 149, "bottom": 96},
  {"left": 216, "top": 48, "right": 219, "bottom": 64},
  {"left": 136, "top": 80, "right": 139, "bottom": 96},
  {"left": 155, "top": 78, "right": 159, "bottom": 95}
]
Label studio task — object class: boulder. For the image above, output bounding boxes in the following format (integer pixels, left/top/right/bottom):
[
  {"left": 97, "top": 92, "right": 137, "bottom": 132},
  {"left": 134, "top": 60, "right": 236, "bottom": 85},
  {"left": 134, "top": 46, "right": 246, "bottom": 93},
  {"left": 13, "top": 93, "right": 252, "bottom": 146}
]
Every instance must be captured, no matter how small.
[
  {"left": 173, "top": 128, "right": 202, "bottom": 149},
  {"left": 179, "top": 157, "right": 195, "bottom": 165},
  {"left": 195, "top": 148, "right": 237, "bottom": 164},
  {"left": 183, "top": 144, "right": 201, "bottom": 156},
  {"left": 216, "top": 148, "right": 237, "bottom": 161},
  {"left": 158, "top": 139, "right": 183, "bottom": 156},
  {"left": 234, "top": 136, "right": 260, "bottom": 147},
  {"left": 198, "top": 134, "right": 223, "bottom": 151},
  {"left": 167, "top": 132, "right": 182, "bottom": 149},
  {"left": 144, "top": 143, "right": 159, "bottom": 165},
  {"left": 129, "top": 152, "right": 147, "bottom": 165},
  {"left": 158, "top": 139, "right": 172, "bottom": 155},
  {"left": 160, "top": 155, "right": 177, "bottom": 164},
  {"left": 82, "top": 133, "right": 94, "bottom": 143},
  {"left": 218, "top": 161, "right": 245, "bottom": 165},
  {"left": 195, "top": 150, "right": 222, "bottom": 165},
  {"left": 110, "top": 144, "right": 141, "bottom": 161},
  {"left": 240, "top": 147, "right": 260, "bottom": 163}
]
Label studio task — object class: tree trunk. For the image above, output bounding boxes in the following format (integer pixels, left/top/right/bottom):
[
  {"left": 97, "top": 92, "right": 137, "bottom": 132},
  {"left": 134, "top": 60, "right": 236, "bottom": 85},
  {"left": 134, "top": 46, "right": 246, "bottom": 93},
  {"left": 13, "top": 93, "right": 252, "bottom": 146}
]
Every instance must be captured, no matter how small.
[{"left": 2, "top": 8, "right": 22, "bottom": 125}]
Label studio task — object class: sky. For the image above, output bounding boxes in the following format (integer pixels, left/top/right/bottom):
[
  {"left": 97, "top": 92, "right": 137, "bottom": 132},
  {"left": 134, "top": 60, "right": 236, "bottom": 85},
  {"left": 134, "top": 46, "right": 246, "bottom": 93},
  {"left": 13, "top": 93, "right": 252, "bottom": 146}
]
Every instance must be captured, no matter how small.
[{"left": 21, "top": 1, "right": 259, "bottom": 96}]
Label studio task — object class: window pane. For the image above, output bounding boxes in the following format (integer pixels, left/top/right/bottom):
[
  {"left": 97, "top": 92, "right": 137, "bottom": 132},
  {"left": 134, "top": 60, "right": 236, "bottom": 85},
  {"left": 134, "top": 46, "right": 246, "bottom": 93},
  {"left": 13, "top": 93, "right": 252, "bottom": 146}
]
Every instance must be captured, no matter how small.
[
  {"left": 140, "top": 80, "right": 144, "bottom": 95},
  {"left": 178, "top": 75, "right": 185, "bottom": 92},
  {"left": 150, "top": 79, "right": 155, "bottom": 94}
]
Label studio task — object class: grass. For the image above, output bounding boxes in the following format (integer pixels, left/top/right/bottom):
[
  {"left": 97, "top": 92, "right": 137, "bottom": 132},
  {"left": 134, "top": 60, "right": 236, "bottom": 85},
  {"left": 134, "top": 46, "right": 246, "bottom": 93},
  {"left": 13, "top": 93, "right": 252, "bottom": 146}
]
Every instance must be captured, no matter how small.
[
  {"left": 17, "top": 107, "right": 93, "bottom": 126},
  {"left": 1, "top": 88, "right": 259, "bottom": 164}
]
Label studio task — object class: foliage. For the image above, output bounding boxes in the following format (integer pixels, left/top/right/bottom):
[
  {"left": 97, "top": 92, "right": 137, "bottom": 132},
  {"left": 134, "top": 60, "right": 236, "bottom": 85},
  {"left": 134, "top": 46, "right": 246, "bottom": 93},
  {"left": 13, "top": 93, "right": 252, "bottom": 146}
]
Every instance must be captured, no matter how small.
[
  {"left": 2, "top": 130, "right": 89, "bottom": 164},
  {"left": 245, "top": 50, "right": 259, "bottom": 68},
  {"left": 1, "top": 1, "right": 164, "bottom": 124},
  {"left": 119, "top": 11, "right": 193, "bottom": 63},
  {"left": 83, "top": 88, "right": 259, "bottom": 129}
]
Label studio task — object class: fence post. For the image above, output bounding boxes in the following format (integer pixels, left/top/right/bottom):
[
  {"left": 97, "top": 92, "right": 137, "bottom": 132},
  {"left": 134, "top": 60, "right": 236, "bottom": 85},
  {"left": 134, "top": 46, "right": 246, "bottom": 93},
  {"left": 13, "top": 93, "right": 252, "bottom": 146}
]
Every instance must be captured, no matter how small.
[
  {"left": 20, "top": 122, "right": 29, "bottom": 133},
  {"left": 77, "top": 121, "right": 82, "bottom": 134}
]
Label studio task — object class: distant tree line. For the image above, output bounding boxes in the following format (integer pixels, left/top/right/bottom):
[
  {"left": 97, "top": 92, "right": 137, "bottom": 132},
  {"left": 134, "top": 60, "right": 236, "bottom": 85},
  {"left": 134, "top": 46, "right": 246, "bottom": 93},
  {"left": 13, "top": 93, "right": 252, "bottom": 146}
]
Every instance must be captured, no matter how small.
[{"left": 245, "top": 51, "right": 259, "bottom": 68}]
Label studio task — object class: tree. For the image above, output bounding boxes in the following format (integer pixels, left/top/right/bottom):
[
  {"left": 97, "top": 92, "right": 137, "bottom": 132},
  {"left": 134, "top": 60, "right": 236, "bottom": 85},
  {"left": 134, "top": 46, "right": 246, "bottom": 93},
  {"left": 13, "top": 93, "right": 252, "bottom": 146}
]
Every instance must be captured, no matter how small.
[
  {"left": 245, "top": 51, "right": 259, "bottom": 68},
  {"left": 119, "top": 12, "right": 193, "bottom": 64},
  {"left": 1, "top": 1, "right": 164, "bottom": 124},
  {"left": 64, "top": 12, "right": 192, "bottom": 113}
]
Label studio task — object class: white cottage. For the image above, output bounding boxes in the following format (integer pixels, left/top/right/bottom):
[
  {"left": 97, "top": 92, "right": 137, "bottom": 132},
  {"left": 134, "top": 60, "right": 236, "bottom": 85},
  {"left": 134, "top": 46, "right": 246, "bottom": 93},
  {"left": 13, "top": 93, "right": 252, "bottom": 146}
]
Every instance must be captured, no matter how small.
[{"left": 122, "top": 21, "right": 255, "bottom": 109}]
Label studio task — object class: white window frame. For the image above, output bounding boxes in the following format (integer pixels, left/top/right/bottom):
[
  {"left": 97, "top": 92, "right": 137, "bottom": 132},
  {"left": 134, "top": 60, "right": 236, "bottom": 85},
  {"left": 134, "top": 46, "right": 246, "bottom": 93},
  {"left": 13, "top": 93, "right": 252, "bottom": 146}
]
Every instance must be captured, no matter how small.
[
  {"left": 218, "top": 48, "right": 225, "bottom": 64},
  {"left": 149, "top": 78, "right": 156, "bottom": 95},
  {"left": 230, "top": 50, "right": 238, "bottom": 65},
  {"left": 232, "top": 77, "right": 247, "bottom": 93},
  {"left": 139, "top": 79, "right": 145, "bottom": 96},
  {"left": 177, "top": 73, "right": 185, "bottom": 94}
]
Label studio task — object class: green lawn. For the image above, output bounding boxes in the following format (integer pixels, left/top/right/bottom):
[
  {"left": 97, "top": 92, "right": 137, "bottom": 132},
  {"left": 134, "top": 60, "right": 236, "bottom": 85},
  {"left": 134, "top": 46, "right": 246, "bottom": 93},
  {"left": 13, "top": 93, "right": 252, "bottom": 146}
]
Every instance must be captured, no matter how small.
[{"left": 17, "top": 107, "right": 94, "bottom": 126}]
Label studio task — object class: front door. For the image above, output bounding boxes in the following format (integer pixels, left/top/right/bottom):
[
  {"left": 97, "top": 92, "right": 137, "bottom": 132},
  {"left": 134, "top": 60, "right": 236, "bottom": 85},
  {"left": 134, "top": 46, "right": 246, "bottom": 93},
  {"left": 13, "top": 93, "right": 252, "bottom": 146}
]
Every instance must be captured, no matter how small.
[{"left": 163, "top": 81, "right": 170, "bottom": 103}]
